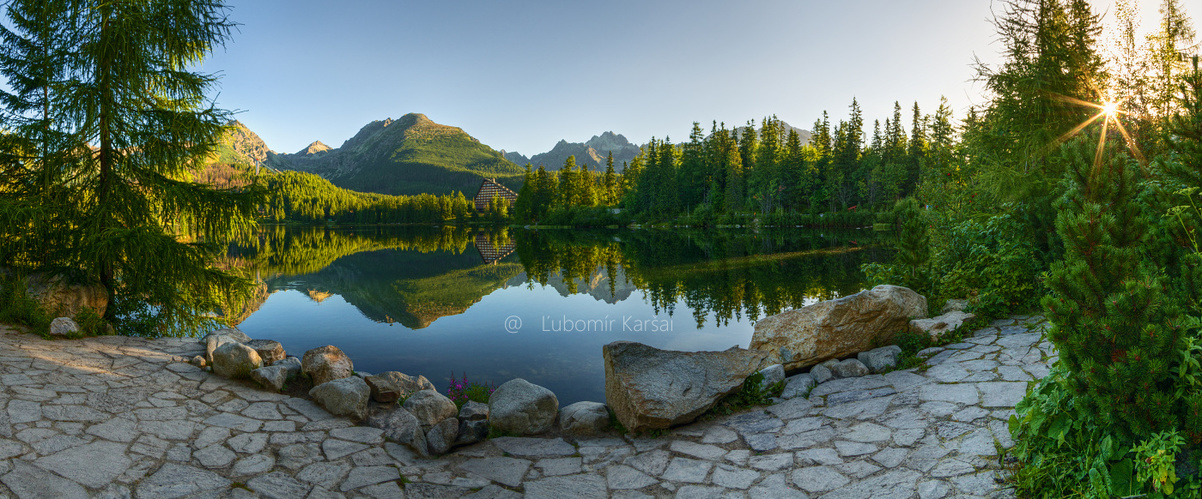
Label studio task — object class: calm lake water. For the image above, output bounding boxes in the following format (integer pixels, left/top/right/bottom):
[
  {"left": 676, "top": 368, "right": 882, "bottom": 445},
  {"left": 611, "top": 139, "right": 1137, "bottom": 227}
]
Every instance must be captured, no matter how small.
[{"left": 225, "top": 226, "right": 889, "bottom": 405}]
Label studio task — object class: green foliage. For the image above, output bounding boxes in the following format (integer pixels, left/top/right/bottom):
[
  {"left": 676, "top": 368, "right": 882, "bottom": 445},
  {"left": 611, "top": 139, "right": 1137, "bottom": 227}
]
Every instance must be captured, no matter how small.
[
  {"left": 446, "top": 372, "right": 495, "bottom": 410},
  {"left": 0, "top": 277, "right": 51, "bottom": 335},
  {"left": 709, "top": 371, "right": 784, "bottom": 416},
  {"left": 257, "top": 169, "right": 475, "bottom": 225},
  {"left": 932, "top": 213, "right": 1043, "bottom": 322},
  {"left": 72, "top": 307, "right": 107, "bottom": 338}
]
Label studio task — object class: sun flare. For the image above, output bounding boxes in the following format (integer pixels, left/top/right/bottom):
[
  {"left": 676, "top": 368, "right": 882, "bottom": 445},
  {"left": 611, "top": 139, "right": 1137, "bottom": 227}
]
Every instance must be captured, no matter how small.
[{"left": 1101, "top": 100, "right": 1118, "bottom": 119}]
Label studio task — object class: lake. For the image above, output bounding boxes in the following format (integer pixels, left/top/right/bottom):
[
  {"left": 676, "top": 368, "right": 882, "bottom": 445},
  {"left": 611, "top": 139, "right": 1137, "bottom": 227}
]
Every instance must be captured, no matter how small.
[{"left": 224, "top": 225, "right": 889, "bottom": 405}]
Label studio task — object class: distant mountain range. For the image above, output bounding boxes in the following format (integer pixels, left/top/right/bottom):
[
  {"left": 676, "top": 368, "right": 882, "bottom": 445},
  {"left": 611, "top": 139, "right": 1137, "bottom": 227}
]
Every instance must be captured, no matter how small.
[
  {"left": 502, "top": 131, "right": 642, "bottom": 172},
  {"left": 212, "top": 114, "right": 810, "bottom": 197}
]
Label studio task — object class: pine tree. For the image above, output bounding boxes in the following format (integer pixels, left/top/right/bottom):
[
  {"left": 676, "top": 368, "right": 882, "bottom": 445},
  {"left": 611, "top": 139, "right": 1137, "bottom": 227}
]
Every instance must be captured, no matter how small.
[
  {"left": 602, "top": 153, "right": 618, "bottom": 206},
  {"left": 1, "top": 0, "right": 265, "bottom": 334},
  {"left": 1042, "top": 135, "right": 1183, "bottom": 439}
]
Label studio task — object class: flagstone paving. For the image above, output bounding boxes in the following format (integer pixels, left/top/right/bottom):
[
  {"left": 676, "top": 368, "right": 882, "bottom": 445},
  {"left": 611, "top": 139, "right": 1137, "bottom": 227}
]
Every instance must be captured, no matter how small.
[{"left": 0, "top": 315, "right": 1053, "bottom": 498}]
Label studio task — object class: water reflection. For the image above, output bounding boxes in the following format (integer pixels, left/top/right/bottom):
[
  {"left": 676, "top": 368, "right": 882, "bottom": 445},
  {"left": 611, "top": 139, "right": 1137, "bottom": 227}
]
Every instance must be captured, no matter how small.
[{"left": 225, "top": 226, "right": 889, "bottom": 403}]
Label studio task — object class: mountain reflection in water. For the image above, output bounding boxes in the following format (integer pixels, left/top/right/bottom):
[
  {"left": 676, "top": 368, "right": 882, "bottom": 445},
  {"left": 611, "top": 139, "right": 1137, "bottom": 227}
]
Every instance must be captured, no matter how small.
[{"left": 224, "top": 225, "right": 890, "bottom": 404}]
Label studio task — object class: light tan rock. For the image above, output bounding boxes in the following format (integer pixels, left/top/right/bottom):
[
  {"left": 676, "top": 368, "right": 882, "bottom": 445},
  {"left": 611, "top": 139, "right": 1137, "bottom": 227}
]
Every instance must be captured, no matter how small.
[
  {"left": 23, "top": 273, "right": 108, "bottom": 318},
  {"left": 750, "top": 285, "right": 927, "bottom": 371},
  {"left": 911, "top": 311, "right": 976, "bottom": 340},
  {"left": 301, "top": 345, "right": 353, "bottom": 387},
  {"left": 604, "top": 341, "right": 769, "bottom": 433},
  {"left": 364, "top": 372, "right": 435, "bottom": 403}
]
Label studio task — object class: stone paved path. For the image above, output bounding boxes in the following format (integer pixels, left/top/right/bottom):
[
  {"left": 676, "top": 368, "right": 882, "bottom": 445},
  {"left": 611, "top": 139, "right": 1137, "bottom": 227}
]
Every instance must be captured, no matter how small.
[{"left": 0, "top": 315, "right": 1053, "bottom": 498}]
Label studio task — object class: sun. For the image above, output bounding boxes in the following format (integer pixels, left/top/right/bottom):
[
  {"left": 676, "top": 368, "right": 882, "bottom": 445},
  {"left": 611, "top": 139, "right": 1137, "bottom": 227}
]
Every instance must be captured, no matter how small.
[{"left": 1101, "top": 100, "right": 1119, "bottom": 119}]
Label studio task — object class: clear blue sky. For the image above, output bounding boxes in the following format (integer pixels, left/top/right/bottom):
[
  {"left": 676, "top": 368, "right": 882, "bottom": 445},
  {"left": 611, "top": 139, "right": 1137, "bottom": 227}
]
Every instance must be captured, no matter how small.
[{"left": 201, "top": 0, "right": 1200, "bottom": 156}]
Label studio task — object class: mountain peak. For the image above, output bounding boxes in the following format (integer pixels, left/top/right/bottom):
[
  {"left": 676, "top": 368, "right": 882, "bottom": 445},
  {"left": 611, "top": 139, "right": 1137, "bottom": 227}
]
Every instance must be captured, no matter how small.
[{"left": 297, "top": 141, "right": 332, "bottom": 156}]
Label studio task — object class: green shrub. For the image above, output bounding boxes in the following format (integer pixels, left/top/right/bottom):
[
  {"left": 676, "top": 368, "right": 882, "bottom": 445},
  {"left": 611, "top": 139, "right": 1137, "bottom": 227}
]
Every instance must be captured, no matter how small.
[
  {"left": 709, "top": 370, "right": 785, "bottom": 416},
  {"left": 0, "top": 276, "right": 52, "bottom": 335}
]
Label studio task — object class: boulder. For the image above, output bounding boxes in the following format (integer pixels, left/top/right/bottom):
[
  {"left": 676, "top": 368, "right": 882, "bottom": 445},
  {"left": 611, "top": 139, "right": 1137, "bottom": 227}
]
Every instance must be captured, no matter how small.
[
  {"left": 810, "top": 365, "right": 833, "bottom": 384},
  {"left": 301, "top": 345, "right": 353, "bottom": 387},
  {"left": 910, "top": 311, "right": 976, "bottom": 340},
  {"left": 830, "top": 359, "right": 870, "bottom": 379},
  {"left": 559, "top": 402, "right": 610, "bottom": 436},
  {"left": 276, "top": 356, "right": 302, "bottom": 380},
  {"left": 211, "top": 342, "right": 262, "bottom": 379},
  {"left": 781, "top": 373, "right": 816, "bottom": 399},
  {"left": 759, "top": 364, "right": 786, "bottom": 391},
  {"left": 203, "top": 328, "right": 252, "bottom": 344},
  {"left": 401, "top": 390, "right": 458, "bottom": 428},
  {"left": 603, "top": 341, "right": 769, "bottom": 433},
  {"left": 941, "top": 299, "right": 969, "bottom": 314},
  {"left": 857, "top": 345, "right": 902, "bottom": 373},
  {"left": 48, "top": 317, "right": 79, "bottom": 337},
  {"left": 366, "top": 406, "right": 427, "bottom": 456},
  {"left": 251, "top": 365, "right": 288, "bottom": 392},
  {"left": 488, "top": 378, "right": 559, "bottom": 436},
  {"left": 459, "top": 401, "right": 489, "bottom": 421},
  {"left": 308, "top": 376, "right": 369, "bottom": 421},
  {"left": 23, "top": 273, "right": 108, "bottom": 318},
  {"left": 426, "top": 418, "right": 459, "bottom": 455},
  {"left": 205, "top": 334, "right": 241, "bottom": 364},
  {"left": 244, "top": 339, "right": 285, "bottom": 366},
  {"left": 364, "top": 371, "right": 435, "bottom": 403},
  {"left": 750, "top": 285, "right": 927, "bottom": 370},
  {"left": 455, "top": 419, "right": 489, "bottom": 447}
]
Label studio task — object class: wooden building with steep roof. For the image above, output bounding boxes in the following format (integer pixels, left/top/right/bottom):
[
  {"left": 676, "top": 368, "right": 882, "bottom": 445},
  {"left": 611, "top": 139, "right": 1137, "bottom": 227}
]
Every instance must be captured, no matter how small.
[{"left": 473, "top": 178, "right": 518, "bottom": 212}]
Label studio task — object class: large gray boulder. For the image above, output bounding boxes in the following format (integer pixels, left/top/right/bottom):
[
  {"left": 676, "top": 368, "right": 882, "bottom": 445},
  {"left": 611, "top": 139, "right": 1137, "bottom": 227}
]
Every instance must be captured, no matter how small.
[
  {"left": 911, "top": 311, "right": 976, "bottom": 340},
  {"left": 488, "top": 378, "right": 558, "bottom": 436},
  {"left": 559, "top": 401, "right": 610, "bottom": 436},
  {"left": 308, "top": 376, "right": 369, "bottom": 420},
  {"left": 750, "top": 285, "right": 927, "bottom": 371},
  {"left": 401, "top": 390, "right": 458, "bottom": 428},
  {"left": 244, "top": 339, "right": 285, "bottom": 366},
  {"left": 366, "top": 406, "right": 427, "bottom": 456},
  {"left": 603, "top": 341, "right": 769, "bottom": 433},
  {"left": 301, "top": 345, "right": 353, "bottom": 387},
  {"left": 365, "top": 371, "right": 435, "bottom": 403},
  {"left": 211, "top": 342, "right": 262, "bottom": 379}
]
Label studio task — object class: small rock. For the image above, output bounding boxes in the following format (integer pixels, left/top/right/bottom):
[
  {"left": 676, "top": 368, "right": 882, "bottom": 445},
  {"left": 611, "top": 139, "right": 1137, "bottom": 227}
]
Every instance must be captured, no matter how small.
[
  {"left": 911, "top": 311, "right": 976, "bottom": 341},
  {"left": 244, "top": 339, "right": 285, "bottom": 366},
  {"left": 204, "top": 334, "right": 240, "bottom": 364},
  {"left": 401, "top": 390, "right": 458, "bottom": 428},
  {"left": 781, "top": 373, "right": 816, "bottom": 399},
  {"left": 364, "top": 371, "right": 435, "bottom": 403},
  {"left": 250, "top": 365, "right": 288, "bottom": 392},
  {"left": 203, "top": 328, "right": 252, "bottom": 344},
  {"left": 759, "top": 364, "right": 786, "bottom": 391},
  {"left": 810, "top": 365, "right": 834, "bottom": 384},
  {"left": 301, "top": 345, "right": 353, "bottom": 387},
  {"left": 49, "top": 317, "right": 79, "bottom": 337},
  {"left": 830, "top": 359, "right": 869, "bottom": 378},
  {"left": 189, "top": 356, "right": 206, "bottom": 368},
  {"left": 941, "top": 299, "right": 969, "bottom": 314},
  {"left": 489, "top": 378, "right": 559, "bottom": 436},
  {"left": 426, "top": 418, "right": 459, "bottom": 455},
  {"left": 459, "top": 401, "right": 489, "bottom": 421},
  {"left": 455, "top": 419, "right": 489, "bottom": 447},
  {"left": 276, "top": 356, "right": 302, "bottom": 379},
  {"left": 308, "top": 376, "right": 369, "bottom": 420},
  {"left": 211, "top": 342, "right": 263, "bottom": 379},
  {"left": 857, "top": 345, "right": 902, "bottom": 373},
  {"left": 366, "top": 406, "right": 427, "bottom": 456},
  {"left": 559, "top": 401, "right": 610, "bottom": 435}
]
